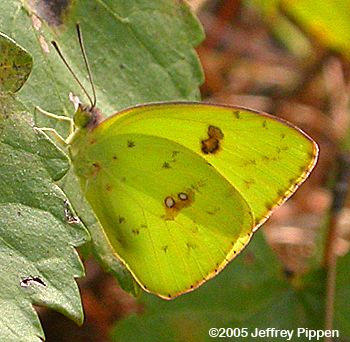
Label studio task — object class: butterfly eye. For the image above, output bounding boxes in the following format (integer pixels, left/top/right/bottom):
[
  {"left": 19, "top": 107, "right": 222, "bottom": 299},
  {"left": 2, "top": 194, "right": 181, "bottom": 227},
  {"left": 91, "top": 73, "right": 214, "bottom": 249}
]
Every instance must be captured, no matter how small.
[
  {"left": 164, "top": 196, "right": 176, "bottom": 208},
  {"left": 178, "top": 192, "right": 188, "bottom": 201}
]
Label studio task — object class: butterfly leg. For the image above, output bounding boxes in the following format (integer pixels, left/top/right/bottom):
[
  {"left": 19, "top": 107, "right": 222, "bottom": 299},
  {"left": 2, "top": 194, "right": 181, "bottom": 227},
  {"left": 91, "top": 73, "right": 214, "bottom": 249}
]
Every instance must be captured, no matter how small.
[
  {"left": 34, "top": 106, "right": 74, "bottom": 135},
  {"left": 34, "top": 127, "right": 68, "bottom": 147}
]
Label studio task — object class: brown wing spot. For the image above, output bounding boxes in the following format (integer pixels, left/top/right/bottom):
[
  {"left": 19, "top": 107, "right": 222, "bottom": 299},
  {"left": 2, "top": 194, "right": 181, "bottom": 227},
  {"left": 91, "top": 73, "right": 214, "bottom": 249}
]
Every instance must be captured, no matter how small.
[
  {"left": 280, "top": 133, "right": 286, "bottom": 139},
  {"left": 106, "top": 184, "right": 113, "bottom": 192},
  {"left": 92, "top": 162, "right": 101, "bottom": 176},
  {"left": 171, "top": 151, "right": 180, "bottom": 162},
  {"left": 162, "top": 162, "right": 171, "bottom": 169},
  {"left": 127, "top": 140, "right": 135, "bottom": 148},
  {"left": 164, "top": 189, "right": 194, "bottom": 220},
  {"left": 162, "top": 245, "right": 168, "bottom": 253},
  {"left": 186, "top": 242, "right": 196, "bottom": 250},
  {"left": 132, "top": 228, "right": 140, "bottom": 235},
  {"left": 118, "top": 216, "right": 126, "bottom": 224},
  {"left": 265, "top": 202, "right": 274, "bottom": 211},
  {"left": 299, "top": 165, "right": 307, "bottom": 173},
  {"left": 89, "top": 138, "right": 96, "bottom": 144},
  {"left": 233, "top": 110, "right": 241, "bottom": 119},
  {"left": 201, "top": 125, "right": 224, "bottom": 154},
  {"left": 277, "top": 189, "right": 285, "bottom": 198},
  {"left": 243, "top": 159, "right": 257, "bottom": 166},
  {"left": 262, "top": 120, "right": 267, "bottom": 128},
  {"left": 308, "top": 151, "right": 315, "bottom": 159},
  {"left": 244, "top": 179, "right": 256, "bottom": 189},
  {"left": 289, "top": 177, "right": 297, "bottom": 185},
  {"left": 168, "top": 294, "right": 172, "bottom": 298},
  {"left": 112, "top": 155, "right": 118, "bottom": 160}
]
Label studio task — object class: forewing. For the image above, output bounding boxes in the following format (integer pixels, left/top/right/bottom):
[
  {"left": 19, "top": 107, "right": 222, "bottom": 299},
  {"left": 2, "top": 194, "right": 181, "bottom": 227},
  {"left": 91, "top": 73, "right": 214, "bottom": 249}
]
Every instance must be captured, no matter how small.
[
  {"left": 101, "top": 103, "right": 318, "bottom": 226},
  {"left": 73, "top": 133, "right": 253, "bottom": 299}
]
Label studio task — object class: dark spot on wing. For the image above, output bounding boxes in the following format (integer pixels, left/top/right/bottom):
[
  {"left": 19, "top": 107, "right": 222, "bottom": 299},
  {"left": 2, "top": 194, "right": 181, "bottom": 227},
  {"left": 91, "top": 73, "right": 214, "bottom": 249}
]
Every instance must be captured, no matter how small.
[
  {"left": 106, "top": 184, "right": 113, "bottom": 191},
  {"left": 265, "top": 202, "right": 274, "bottom": 211},
  {"left": 127, "top": 140, "right": 135, "bottom": 148},
  {"left": 162, "top": 245, "right": 168, "bottom": 253},
  {"left": 164, "top": 189, "right": 194, "bottom": 220},
  {"left": 132, "top": 228, "right": 140, "bottom": 235},
  {"left": 233, "top": 110, "right": 241, "bottom": 119},
  {"left": 162, "top": 162, "right": 171, "bottom": 169},
  {"left": 112, "top": 155, "right": 117, "bottom": 160},
  {"left": 244, "top": 179, "right": 256, "bottom": 189},
  {"left": 308, "top": 151, "right": 315, "bottom": 159},
  {"left": 186, "top": 242, "right": 196, "bottom": 250},
  {"left": 299, "top": 164, "right": 308, "bottom": 173},
  {"left": 92, "top": 162, "right": 101, "bottom": 176},
  {"left": 277, "top": 189, "right": 286, "bottom": 198},
  {"left": 118, "top": 216, "right": 126, "bottom": 224},
  {"left": 201, "top": 125, "right": 224, "bottom": 154},
  {"left": 243, "top": 159, "right": 257, "bottom": 166},
  {"left": 262, "top": 120, "right": 267, "bottom": 128}
]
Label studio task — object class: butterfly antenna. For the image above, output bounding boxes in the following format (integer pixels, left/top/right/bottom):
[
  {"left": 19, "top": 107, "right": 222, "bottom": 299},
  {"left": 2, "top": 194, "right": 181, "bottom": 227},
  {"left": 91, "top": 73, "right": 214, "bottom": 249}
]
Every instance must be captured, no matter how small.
[
  {"left": 51, "top": 40, "right": 94, "bottom": 108},
  {"left": 76, "top": 23, "right": 97, "bottom": 108}
]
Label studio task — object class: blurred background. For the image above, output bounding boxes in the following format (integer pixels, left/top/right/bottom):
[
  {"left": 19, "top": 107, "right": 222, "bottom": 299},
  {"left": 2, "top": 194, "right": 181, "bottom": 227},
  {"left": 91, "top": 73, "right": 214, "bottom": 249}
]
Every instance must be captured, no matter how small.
[{"left": 38, "top": 0, "right": 350, "bottom": 340}]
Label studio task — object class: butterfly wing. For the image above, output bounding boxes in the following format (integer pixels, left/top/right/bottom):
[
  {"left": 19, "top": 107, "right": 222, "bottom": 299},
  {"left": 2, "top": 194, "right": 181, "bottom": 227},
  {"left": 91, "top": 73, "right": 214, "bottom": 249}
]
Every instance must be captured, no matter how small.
[
  {"left": 71, "top": 132, "right": 254, "bottom": 299},
  {"left": 99, "top": 102, "right": 318, "bottom": 227}
]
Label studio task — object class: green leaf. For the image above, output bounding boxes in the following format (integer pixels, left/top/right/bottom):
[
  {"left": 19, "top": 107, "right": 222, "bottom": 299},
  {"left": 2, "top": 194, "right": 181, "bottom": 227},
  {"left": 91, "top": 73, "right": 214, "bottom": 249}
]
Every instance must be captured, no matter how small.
[
  {"left": 0, "top": 0, "right": 204, "bottom": 115},
  {"left": 0, "top": 31, "right": 89, "bottom": 340},
  {"left": 0, "top": 32, "right": 32, "bottom": 93},
  {"left": 0, "top": 93, "right": 89, "bottom": 340}
]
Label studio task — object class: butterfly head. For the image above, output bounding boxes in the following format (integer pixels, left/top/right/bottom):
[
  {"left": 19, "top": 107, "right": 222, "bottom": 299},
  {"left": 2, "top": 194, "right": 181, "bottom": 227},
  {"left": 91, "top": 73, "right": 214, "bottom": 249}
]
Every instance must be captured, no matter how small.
[{"left": 73, "top": 102, "right": 102, "bottom": 130}]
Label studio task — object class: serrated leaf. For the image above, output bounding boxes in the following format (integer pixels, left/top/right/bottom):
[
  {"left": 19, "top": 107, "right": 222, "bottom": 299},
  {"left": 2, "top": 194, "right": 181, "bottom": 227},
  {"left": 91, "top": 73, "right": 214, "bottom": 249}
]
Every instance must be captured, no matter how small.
[
  {"left": 0, "top": 93, "right": 90, "bottom": 340},
  {"left": 0, "top": 32, "right": 32, "bottom": 93},
  {"left": 0, "top": 33, "right": 89, "bottom": 340}
]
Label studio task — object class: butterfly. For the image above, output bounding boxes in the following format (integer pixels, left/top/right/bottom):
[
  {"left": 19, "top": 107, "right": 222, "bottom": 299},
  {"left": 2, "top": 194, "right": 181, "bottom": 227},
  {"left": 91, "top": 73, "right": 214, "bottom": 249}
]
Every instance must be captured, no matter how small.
[{"left": 41, "top": 25, "right": 318, "bottom": 300}]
